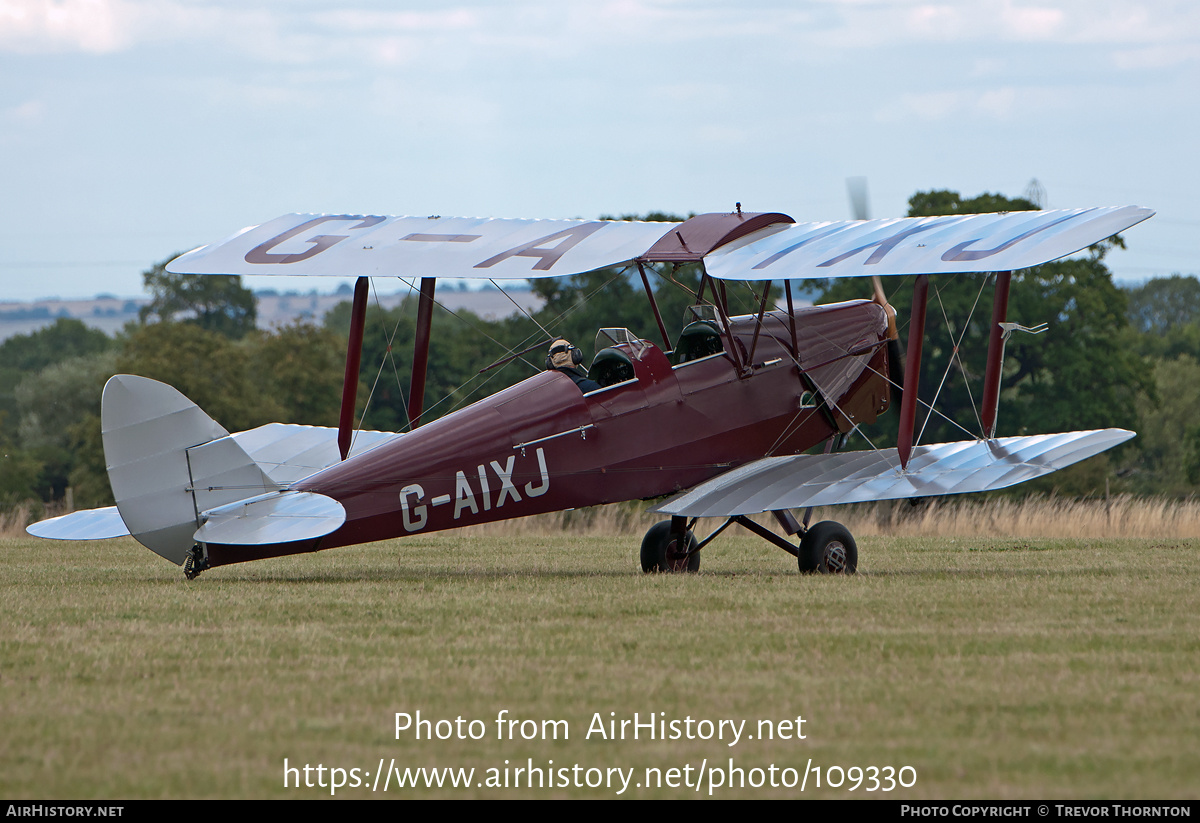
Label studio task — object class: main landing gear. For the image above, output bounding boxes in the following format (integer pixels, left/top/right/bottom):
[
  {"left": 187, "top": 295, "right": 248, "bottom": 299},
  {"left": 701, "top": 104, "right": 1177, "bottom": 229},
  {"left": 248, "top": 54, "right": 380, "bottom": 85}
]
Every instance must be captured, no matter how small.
[
  {"left": 638, "top": 513, "right": 857, "bottom": 575},
  {"left": 797, "top": 520, "right": 858, "bottom": 574},
  {"left": 641, "top": 519, "right": 700, "bottom": 573}
]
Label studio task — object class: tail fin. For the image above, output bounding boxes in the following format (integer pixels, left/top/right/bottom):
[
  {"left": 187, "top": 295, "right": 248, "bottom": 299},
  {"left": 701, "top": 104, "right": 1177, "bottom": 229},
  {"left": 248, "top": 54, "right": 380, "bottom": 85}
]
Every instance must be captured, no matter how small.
[{"left": 102, "top": 375, "right": 278, "bottom": 565}]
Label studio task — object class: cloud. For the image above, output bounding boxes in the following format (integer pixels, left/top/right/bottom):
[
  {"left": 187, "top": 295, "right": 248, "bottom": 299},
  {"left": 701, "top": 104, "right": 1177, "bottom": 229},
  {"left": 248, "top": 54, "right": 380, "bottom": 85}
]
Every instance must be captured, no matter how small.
[
  {"left": 974, "top": 86, "right": 1017, "bottom": 118},
  {"left": 0, "top": 0, "right": 132, "bottom": 53},
  {"left": 874, "top": 85, "right": 1030, "bottom": 122},
  {"left": 5, "top": 1, "right": 1194, "bottom": 65},
  {"left": 3, "top": 98, "right": 46, "bottom": 124},
  {"left": 1112, "top": 42, "right": 1200, "bottom": 70},
  {"left": 995, "top": 3, "right": 1065, "bottom": 40},
  {"left": 0, "top": 0, "right": 264, "bottom": 55},
  {"left": 0, "top": 1, "right": 493, "bottom": 62},
  {"left": 877, "top": 90, "right": 962, "bottom": 122},
  {"left": 808, "top": 0, "right": 1198, "bottom": 48}
]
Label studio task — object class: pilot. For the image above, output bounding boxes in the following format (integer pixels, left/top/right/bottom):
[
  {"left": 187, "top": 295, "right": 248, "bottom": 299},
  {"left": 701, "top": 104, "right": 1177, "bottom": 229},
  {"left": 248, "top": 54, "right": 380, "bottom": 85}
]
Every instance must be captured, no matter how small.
[{"left": 546, "top": 338, "right": 601, "bottom": 393}]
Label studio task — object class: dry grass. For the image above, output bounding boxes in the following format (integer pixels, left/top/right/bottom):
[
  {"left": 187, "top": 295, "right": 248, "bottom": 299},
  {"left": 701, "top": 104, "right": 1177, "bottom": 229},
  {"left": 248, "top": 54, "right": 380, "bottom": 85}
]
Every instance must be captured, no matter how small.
[
  {"left": 10, "top": 495, "right": 1200, "bottom": 544},
  {"left": 458, "top": 494, "right": 1200, "bottom": 540},
  {"left": 837, "top": 494, "right": 1200, "bottom": 539},
  {"left": 0, "top": 502, "right": 40, "bottom": 538}
]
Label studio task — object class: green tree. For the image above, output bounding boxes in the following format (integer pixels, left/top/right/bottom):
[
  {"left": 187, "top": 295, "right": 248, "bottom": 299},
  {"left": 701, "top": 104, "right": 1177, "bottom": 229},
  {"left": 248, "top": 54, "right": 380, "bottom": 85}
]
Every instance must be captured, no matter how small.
[
  {"left": 117, "top": 321, "right": 280, "bottom": 433},
  {"left": 0, "top": 319, "right": 114, "bottom": 511},
  {"left": 15, "top": 352, "right": 116, "bottom": 451},
  {"left": 0, "top": 318, "right": 112, "bottom": 437},
  {"left": 531, "top": 266, "right": 664, "bottom": 350},
  {"left": 1122, "top": 275, "right": 1200, "bottom": 361},
  {"left": 907, "top": 190, "right": 1038, "bottom": 217},
  {"left": 0, "top": 450, "right": 43, "bottom": 511},
  {"left": 1125, "top": 274, "right": 1200, "bottom": 334},
  {"left": 1115, "top": 275, "right": 1200, "bottom": 492},
  {"left": 1001, "top": 252, "right": 1148, "bottom": 435},
  {"left": 66, "top": 412, "right": 111, "bottom": 509},
  {"left": 324, "top": 297, "right": 541, "bottom": 432},
  {"left": 1128, "top": 355, "right": 1200, "bottom": 494},
  {"left": 0, "top": 317, "right": 112, "bottom": 372},
  {"left": 13, "top": 351, "right": 117, "bottom": 504},
  {"left": 250, "top": 321, "right": 349, "bottom": 427},
  {"left": 140, "top": 258, "right": 257, "bottom": 339}
]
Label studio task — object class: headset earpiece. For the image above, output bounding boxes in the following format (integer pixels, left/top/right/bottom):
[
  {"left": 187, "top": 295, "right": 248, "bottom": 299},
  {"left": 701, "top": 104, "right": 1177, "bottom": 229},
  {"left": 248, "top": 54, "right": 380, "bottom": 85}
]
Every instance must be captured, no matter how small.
[{"left": 547, "top": 340, "right": 582, "bottom": 370}]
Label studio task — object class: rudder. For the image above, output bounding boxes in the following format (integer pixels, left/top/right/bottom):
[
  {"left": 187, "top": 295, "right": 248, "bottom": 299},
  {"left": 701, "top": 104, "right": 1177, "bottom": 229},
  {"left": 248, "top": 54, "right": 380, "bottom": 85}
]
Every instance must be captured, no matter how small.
[{"left": 102, "top": 374, "right": 278, "bottom": 565}]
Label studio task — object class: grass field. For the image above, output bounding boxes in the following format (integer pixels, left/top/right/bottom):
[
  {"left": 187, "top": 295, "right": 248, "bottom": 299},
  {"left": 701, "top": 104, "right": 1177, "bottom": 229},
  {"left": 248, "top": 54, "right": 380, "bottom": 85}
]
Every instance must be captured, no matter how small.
[{"left": 2, "top": 520, "right": 1197, "bottom": 799}]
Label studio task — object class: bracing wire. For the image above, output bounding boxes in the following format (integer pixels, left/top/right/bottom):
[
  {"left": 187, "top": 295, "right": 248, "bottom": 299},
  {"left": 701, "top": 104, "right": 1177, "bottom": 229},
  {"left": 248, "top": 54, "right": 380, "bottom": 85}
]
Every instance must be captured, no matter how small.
[
  {"left": 352, "top": 278, "right": 413, "bottom": 442},
  {"left": 916, "top": 274, "right": 989, "bottom": 446},
  {"left": 491, "top": 278, "right": 554, "bottom": 339},
  {"left": 402, "top": 267, "right": 634, "bottom": 423},
  {"left": 761, "top": 278, "right": 983, "bottom": 459}
]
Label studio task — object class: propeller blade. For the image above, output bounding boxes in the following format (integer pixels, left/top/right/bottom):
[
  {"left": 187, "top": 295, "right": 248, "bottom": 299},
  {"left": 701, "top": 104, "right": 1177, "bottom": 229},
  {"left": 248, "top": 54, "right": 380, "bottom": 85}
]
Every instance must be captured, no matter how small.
[
  {"left": 847, "top": 176, "right": 870, "bottom": 221},
  {"left": 846, "top": 177, "right": 903, "bottom": 412}
]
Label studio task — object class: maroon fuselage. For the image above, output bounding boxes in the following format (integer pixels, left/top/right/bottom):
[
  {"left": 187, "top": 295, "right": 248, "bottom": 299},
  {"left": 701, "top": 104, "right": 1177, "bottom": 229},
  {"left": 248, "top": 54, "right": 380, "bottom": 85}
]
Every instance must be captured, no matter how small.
[{"left": 205, "top": 301, "right": 891, "bottom": 566}]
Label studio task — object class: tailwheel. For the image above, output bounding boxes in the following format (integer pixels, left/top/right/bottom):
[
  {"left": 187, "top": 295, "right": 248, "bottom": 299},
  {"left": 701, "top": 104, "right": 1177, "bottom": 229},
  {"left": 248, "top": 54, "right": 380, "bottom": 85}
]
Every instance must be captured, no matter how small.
[
  {"left": 640, "top": 520, "right": 700, "bottom": 573},
  {"left": 798, "top": 521, "right": 857, "bottom": 574},
  {"left": 183, "top": 544, "right": 210, "bottom": 580}
]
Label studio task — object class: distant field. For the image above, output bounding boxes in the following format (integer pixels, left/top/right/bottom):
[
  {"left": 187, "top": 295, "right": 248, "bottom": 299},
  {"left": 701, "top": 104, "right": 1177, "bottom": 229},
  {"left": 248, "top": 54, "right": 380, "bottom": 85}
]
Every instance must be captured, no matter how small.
[
  {"left": 2, "top": 525, "right": 1196, "bottom": 799},
  {"left": 0, "top": 287, "right": 544, "bottom": 342}
]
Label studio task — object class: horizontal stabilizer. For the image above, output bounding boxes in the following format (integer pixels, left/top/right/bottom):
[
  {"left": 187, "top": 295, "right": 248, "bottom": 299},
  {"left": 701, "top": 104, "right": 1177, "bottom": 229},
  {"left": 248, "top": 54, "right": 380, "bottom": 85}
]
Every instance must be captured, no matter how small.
[
  {"left": 231, "top": 422, "right": 400, "bottom": 484},
  {"left": 651, "top": 429, "right": 1135, "bottom": 517},
  {"left": 194, "top": 491, "right": 346, "bottom": 545},
  {"left": 704, "top": 206, "right": 1154, "bottom": 280},
  {"left": 26, "top": 507, "right": 130, "bottom": 540}
]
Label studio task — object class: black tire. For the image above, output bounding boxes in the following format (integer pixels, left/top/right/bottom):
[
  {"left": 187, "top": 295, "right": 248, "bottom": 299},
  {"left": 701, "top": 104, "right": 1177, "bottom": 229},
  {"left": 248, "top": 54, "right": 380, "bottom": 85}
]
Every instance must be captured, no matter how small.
[
  {"left": 640, "top": 521, "right": 700, "bottom": 573},
  {"left": 798, "top": 521, "right": 857, "bottom": 574}
]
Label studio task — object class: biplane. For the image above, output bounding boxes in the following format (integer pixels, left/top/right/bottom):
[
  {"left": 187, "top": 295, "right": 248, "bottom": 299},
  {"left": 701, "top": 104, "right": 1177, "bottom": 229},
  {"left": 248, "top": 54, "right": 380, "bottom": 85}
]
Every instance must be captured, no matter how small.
[{"left": 28, "top": 204, "right": 1153, "bottom": 578}]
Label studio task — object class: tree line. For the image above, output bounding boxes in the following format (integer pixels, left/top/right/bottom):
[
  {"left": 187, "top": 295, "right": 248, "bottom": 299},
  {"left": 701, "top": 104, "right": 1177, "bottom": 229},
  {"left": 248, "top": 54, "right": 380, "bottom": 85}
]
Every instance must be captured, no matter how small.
[{"left": 3, "top": 191, "right": 1198, "bottom": 517}]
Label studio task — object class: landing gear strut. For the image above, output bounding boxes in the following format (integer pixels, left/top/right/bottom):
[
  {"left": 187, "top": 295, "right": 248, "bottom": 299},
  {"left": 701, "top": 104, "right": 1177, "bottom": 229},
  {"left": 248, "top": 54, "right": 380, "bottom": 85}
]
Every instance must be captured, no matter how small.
[
  {"left": 639, "top": 513, "right": 858, "bottom": 575},
  {"left": 184, "top": 544, "right": 210, "bottom": 580}
]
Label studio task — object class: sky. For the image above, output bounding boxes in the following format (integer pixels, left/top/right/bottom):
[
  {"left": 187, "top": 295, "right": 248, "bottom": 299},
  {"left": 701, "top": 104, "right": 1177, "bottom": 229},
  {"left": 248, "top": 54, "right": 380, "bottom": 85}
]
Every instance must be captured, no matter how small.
[{"left": 1, "top": 0, "right": 1197, "bottom": 302}]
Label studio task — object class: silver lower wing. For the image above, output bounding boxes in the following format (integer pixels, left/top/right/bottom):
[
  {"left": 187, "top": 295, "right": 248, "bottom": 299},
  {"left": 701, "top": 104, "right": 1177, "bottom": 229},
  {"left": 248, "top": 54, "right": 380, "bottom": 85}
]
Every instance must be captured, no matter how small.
[{"left": 651, "top": 430, "right": 1135, "bottom": 517}]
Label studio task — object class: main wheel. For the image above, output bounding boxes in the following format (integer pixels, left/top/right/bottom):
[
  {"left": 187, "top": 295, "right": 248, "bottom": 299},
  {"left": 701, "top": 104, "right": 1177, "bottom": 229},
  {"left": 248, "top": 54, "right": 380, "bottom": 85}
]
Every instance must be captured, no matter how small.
[
  {"left": 798, "top": 521, "right": 857, "bottom": 574},
  {"left": 640, "top": 521, "right": 700, "bottom": 573}
]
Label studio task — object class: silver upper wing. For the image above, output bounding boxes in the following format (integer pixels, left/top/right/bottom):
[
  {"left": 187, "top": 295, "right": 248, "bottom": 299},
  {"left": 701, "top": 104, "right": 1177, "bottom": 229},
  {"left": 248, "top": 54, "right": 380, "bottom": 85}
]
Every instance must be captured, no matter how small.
[
  {"left": 167, "top": 214, "right": 679, "bottom": 280},
  {"left": 703, "top": 206, "right": 1154, "bottom": 280},
  {"left": 166, "top": 206, "right": 1152, "bottom": 282}
]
